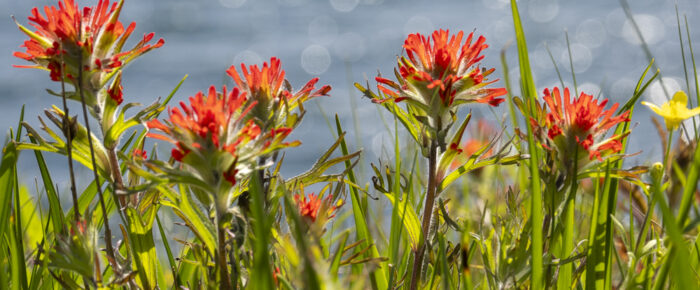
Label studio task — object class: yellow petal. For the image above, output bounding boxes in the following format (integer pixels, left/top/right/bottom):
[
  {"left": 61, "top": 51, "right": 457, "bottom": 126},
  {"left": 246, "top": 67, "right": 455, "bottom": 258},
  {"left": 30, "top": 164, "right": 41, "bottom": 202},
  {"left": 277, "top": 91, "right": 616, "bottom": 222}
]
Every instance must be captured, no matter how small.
[
  {"left": 641, "top": 101, "right": 665, "bottom": 116},
  {"left": 682, "top": 106, "right": 700, "bottom": 119},
  {"left": 672, "top": 90, "right": 689, "bottom": 107}
]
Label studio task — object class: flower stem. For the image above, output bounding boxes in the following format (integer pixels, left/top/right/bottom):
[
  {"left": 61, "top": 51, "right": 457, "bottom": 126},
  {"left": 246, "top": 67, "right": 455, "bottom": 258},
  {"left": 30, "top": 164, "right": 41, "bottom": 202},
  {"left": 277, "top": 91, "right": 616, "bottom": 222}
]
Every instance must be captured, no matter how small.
[
  {"left": 664, "top": 130, "right": 674, "bottom": 174},
  {"left": 216, "top": 209, "right": 232, "bottom": 290},
  {"left": 107, "top": 147, "right": 130, "bottom": 207},
  {"left": 409, "top": 141, "right": 438, "bottom": 290}
]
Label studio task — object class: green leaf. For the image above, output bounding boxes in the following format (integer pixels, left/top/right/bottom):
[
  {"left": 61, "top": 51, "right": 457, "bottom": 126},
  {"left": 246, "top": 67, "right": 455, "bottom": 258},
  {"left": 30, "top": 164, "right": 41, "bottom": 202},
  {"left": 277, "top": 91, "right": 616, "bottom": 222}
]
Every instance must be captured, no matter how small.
[
  {"left": 125, "top": 205, "right": 162, "bottom": 289},
  {"left": 0, "top": 142, "right": 19, "bottom": 245},
  {"left": 510, "top": 1, "right": 544, "bottom": 289},
  {"left": 383, "top": 192, "right": 421, "bottom": 251},
  {"left": 335, "top": 115, "right": 388, "bottom": 290}
]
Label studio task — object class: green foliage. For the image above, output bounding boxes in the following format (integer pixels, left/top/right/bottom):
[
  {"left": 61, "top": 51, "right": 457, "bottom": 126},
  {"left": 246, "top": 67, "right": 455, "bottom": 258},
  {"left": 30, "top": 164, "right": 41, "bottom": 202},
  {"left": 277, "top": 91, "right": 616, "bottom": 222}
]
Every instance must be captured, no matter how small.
[{"left": 6, "top": 0, "right": 700, "bottom": 289}]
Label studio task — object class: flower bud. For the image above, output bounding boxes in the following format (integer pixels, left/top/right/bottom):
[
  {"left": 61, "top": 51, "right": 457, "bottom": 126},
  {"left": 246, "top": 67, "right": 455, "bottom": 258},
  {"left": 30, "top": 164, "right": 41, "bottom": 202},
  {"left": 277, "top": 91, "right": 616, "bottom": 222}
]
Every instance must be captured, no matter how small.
[{"left": 650, "top": 162, "right": 664, "bottom": 183}]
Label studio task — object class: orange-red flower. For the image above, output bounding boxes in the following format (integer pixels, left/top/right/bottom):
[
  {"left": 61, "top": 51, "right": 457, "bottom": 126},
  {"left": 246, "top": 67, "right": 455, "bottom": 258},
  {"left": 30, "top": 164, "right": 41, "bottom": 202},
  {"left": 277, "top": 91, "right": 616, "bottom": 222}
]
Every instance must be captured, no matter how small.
[
  {"left": 146, "top": 85, "right": 297, "bottom": 186},
  {"left": 14, "top": 0, "right": 163, "bottom": 90},
  {"left": 226, "top": 57, "right": 331, "bottom": 129},
  {"left": 294, "top": 193, "right": 341, "bottom": 223},
  {"left": 537, "top": 87, "right": 630, "bottom": 165},
  {"left": 374, "top": 30, "right": 506, "bottom": 114}
]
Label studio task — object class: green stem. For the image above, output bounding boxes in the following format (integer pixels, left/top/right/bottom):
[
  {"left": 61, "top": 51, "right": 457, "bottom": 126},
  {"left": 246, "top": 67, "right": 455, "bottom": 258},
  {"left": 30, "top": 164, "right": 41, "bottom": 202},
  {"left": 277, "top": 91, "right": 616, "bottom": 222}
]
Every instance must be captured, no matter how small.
[
  {"left": 558, "top": 186, "right": 576, "bottom": 289},
  {"left": 215, "top": 187, "right": 232, "bottom": 290},
  {"left": 664, "top": 130, "right": 674, "bottom": 174},
  {"left": 409, "top": 141, "right": 438, "bottom": 290}
]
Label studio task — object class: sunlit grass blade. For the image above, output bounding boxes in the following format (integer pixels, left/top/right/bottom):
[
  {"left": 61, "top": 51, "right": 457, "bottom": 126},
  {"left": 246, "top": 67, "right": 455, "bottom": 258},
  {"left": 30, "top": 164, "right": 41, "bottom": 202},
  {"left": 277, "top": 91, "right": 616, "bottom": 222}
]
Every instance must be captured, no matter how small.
[
  {"left": 334, "top": 115, "right": 388, "bottom": 290},
  {"left": 156, "top": 214, "right": 180, "bottom": 287},
  {"left": 510, "top": 1, "right": 543, "bottom": 288},
  {"left": 28, "top": 137, "right": 65, "bottom": 234},
  {"left": 0, "top": 142, "right": 19, "bottom": 253}
]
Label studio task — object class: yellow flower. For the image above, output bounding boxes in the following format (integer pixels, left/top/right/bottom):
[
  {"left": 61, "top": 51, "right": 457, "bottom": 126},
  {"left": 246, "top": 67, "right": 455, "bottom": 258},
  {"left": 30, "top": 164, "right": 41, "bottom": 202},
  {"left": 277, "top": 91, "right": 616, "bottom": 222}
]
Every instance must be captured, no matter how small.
[{"left": 642, "top": 90, "right": 700, "bottom": 131}]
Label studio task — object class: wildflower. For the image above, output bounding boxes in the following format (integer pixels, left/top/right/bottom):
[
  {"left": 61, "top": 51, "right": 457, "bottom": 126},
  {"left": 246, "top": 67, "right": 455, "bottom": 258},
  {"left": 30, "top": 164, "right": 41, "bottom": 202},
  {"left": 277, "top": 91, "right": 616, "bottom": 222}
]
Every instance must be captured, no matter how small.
[
  {"left": 375, "top": 30, "right": 505, "bottom": 110},
  {"left": 14, "top": 0, "right": 163, "bottom": 98},
  {"left": 641, "top": 90, "right": 700, "bottom": 131},
  {"left": 294, "top": 193, "right": 342, "bottom": 223},
  {"left": 146, "top": 85, "right": 298, "bottom": 187},
  {"left": 369, "top": 29, "right": 506, "bottom": 150},
  {"left": 226, "top": 57, "right": 331, "bottom": 129},
  {"left": 537, "top": 87, "right": 630, "bottom": 166}
]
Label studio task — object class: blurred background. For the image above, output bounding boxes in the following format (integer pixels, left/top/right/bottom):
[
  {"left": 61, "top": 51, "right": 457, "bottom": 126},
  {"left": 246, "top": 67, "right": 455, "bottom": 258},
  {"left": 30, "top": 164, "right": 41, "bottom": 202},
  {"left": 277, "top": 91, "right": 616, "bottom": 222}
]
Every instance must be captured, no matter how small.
[{"left": 2, "top": 0, "right": 700, "bottom": 206}]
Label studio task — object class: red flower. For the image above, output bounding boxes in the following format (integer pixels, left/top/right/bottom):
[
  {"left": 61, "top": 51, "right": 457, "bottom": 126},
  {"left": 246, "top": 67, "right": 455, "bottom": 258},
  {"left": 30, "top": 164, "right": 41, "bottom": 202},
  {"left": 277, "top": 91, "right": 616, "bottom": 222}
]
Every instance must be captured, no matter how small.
[
  {"left": 294, "top": 193, "right": 341, "bottom": 223},
  {"left": 374, "top": 30, "right": 506, "bottom": 112},
  {"left": 539, "top": 87, "right": 630, "bottom": 163},
  {"left": 14, "top": 0, "right": 163, "bottom": 88},
  {"left": 147, "top": 84, "right": 298, "bottom": 186},
  {"left": 146, "top": 85, "right": 253, "bottom": 161},
  {"left": 226, "top": 57, "right": 331, "bottom": 128}
]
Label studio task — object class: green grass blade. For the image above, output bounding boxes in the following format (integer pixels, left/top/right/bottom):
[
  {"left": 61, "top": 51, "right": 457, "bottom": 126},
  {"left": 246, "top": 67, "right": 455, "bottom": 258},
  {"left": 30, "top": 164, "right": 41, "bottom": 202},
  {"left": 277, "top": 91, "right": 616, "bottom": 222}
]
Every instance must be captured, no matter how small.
[
  {"left": 156, "top": 214, "right": 180, "bottom": 287},
  {"left": 334, "top": 115, "right": 388, "bottom": 290},
  {"left": 510, "top": 1, "right": 543, "bottom": 288},
  {"left": 0, "top": 142, "right": 19, "bottom": 250},
  {"left": 28, "top": 137, "right": 64, "bottom": 234}
]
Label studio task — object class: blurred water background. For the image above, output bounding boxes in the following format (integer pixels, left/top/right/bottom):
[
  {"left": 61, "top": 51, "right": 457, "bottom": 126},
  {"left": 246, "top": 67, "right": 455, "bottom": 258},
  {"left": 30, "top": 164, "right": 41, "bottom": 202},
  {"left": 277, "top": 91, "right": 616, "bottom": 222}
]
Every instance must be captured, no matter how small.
[{"left": 3, "top": 0, "right": 700, "bottom": 248}]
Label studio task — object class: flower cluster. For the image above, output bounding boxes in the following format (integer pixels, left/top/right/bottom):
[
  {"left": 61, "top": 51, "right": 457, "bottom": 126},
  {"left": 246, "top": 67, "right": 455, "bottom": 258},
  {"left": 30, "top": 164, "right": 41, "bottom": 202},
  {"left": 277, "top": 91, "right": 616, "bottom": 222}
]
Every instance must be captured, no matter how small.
[
  {"left": 294, "top": 193, "right": 342, "bottom": 223},
  {"left": 375, "top": 30, "right": 505, "bottom": 119},
  {"left": 534, "top": 87, "right": 630, "bottom": 168},
  {"left": 146, "top": 85, "right": 296, "bottom": 186},
  {"left": 226, "top": 57, "right": 331, "bottom": 130},
  {"left": 366, "top": 29, "right": 506, "bottom": 152},
  {"left": 14, "top": 0, "right": 163, "bottom": 104}
]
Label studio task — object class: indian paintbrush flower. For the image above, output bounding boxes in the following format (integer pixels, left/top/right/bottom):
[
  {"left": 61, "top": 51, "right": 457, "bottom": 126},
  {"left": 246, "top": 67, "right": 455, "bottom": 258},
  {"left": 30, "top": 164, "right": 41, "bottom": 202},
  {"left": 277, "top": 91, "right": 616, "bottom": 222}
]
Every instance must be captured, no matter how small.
[
  {"left": 535, "top": 87, "right": 630, "bottom": 168},
  {"left": 371, "top": 29, "right": 506, "bottom": 151},
  {"left": 226, "top": 57, "right": 331, "bottom": 131},
  {"left": 146, "top": 85, "right": 298, "bottom": 189},
  {"left": 13, "top": 0, "right": 163, "bottom": 106},
  {"left": 294, "top": 193, "right": 342, "bottom": 224},
  {"left": 641, "top": 90, "right": 700, "bottom": 131}
]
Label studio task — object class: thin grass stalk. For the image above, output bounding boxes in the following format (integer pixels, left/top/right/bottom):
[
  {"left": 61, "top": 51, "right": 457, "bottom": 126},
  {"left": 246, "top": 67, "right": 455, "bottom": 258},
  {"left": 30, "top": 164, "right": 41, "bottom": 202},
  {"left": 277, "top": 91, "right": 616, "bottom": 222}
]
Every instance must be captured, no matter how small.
[
  {"left": 684, "top": 15, "right": 700, "bottom": 140},
  {"left": 75, "top": 28, "right": 117, "bottom": 272},
  {"left": 409, "top": 140, "right": 438, "bottom": 290},
  {"left": 565, "top": 31, "right": 578, "bottom": 96},
  {"left": 676, "top": 6, "right": 695, "bottom": 120},
  {"left": 58, "top": 45, "right": 80, "bottom": 225}
]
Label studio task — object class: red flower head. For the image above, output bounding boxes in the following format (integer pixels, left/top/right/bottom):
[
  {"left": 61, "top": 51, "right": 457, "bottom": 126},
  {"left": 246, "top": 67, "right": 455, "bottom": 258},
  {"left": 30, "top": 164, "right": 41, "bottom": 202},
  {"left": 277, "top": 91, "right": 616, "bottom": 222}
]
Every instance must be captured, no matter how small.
[
  {"left": 537, "top": 87, "right": 630, "bottom": 167},
  {"left": 374, "top": 29, "right": 506, "bottom": 113},
  {"left": 14, "top": 0, "right": 163, "bottom": 99},
  {"left": 293, "top": 193, "right": 342, "bottom": 223},
  {"left": 146, "top": 85, "right": 298, "bottom": 187},
  {"left": 367, "top": 30, "right": 506, "bottom": 153},
  {"left": 226, "top": 57, "right": 331, "bottom": 129}
]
